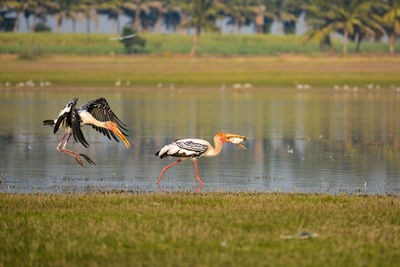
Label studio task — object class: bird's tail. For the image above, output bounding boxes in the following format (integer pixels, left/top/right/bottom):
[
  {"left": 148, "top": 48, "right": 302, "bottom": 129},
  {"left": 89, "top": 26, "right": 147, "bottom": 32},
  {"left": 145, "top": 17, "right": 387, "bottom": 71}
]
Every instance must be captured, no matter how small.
[
  {"left": 155, "top": 150, "right": 160, "bottom": 157},
  {"left": 43, "top": 120, "right": 55, "bottom": 126}
]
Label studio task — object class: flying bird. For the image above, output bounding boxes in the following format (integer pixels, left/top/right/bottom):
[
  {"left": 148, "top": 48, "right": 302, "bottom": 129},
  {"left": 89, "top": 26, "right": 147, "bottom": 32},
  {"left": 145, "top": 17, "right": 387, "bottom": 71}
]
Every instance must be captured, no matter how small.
[
  {"left": 155, "top": 133, "right": 248, "bottom": 185},
  {"left": 109, "top": 34, "right": 137, "bottom": 40},
  {"left": 43, "top": 97, "right": 130, "bottom": 167}
]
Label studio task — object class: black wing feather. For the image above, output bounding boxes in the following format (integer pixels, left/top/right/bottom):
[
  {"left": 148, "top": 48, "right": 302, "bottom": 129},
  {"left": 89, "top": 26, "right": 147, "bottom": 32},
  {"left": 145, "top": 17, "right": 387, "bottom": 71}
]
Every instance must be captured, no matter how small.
[
  {"left": 72, "top": 113, "right": 89, "bottom": 147},
  {"left": 176, "top": 141, "right": 208, "bottom": 157},
  {"left": 54, "top": 113, "right": 66, "bottom": 134},
  {"left": 81, "top": 97, "right": 128, "bottom": 140}
]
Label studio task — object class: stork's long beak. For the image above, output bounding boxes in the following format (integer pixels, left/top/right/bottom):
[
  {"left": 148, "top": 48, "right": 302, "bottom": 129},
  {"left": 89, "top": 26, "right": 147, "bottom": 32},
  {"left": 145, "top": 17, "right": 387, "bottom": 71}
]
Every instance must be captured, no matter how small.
[
  {"left": 111, "top": 125, "right": 131, "bottom": 149},
  {"left": 223, "top": 133, "right": 249, "bottom": 149}
]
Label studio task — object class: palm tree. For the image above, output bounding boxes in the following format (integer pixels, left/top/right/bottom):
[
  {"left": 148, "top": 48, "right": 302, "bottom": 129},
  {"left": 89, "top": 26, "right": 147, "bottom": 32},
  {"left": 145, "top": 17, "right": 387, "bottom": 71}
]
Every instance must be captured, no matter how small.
[
  {"left": 183, "top": 0, "right": 220, "bottom": 56},
  {"left": 55, "top": 0, "right": 82, "bottom": 32},
  {"left": 283, "top": 0, "right": 304, "bottom": 34},
  {"left": 219, "top": 0, "right": 256, "bottom": 34},
  {"left": 304, "top": 0, "right": 375, "bottom": 53},
  {"left": 371, "top": 0, "right": 400, "bottom": 54},
  {"left": 265, "top": 0, "right": 297, "bottom": 35},
  {"left": 98, "top": 0, "right": 123, "bottom": 33},
  {"left": 122, "top": 0, "right": 156, "bottom": 32}
]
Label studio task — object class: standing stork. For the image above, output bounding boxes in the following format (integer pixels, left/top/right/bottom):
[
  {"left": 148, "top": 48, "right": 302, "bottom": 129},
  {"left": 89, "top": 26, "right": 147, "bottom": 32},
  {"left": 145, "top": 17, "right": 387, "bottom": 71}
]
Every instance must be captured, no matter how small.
[
  {"left": 43, "top": 97, "right": 131, "bottom": 167},
  {"left": 155, "top": 132, "right": 248, "bottom": 185}
]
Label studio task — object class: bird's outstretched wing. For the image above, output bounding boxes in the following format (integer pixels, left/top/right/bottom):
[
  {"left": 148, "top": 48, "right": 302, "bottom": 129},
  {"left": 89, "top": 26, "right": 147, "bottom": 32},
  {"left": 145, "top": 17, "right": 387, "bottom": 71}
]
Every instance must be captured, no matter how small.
[
  {"left": 53, "top": 97, "right": 78, "bottom": 134},
  {"left": 81, "top": 97, "right": 128, "bottom": 142}
]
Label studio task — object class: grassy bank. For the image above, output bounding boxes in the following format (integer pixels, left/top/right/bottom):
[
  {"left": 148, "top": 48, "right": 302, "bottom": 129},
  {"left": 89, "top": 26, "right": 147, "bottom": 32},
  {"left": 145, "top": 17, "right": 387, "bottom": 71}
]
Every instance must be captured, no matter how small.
[
  {"left": 1, "top": 55, "right": 400, "bottom": 88},
  {"left": 0, "top": 33, "right": 398, "bottom": 56},
  {"left": 0, "top": 193, "right": 399, "bottom": 266}
]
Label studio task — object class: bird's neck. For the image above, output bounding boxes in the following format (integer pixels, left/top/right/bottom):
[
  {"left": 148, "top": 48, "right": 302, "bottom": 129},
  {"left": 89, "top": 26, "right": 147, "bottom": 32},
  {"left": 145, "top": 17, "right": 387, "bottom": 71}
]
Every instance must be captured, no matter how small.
[
  {"left": 206, "top": 135, "right": 224, "bottom": 157},
  {"left": 87, "top": 117, "right": 109, "bottom": 129}
]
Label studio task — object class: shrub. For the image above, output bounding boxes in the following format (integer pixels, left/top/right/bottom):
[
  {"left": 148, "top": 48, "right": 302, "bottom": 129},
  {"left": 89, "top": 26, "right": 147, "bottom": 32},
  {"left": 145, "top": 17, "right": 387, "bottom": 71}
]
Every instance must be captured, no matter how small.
[
  {"left": 18, "top": 45, "right": 45, "bottom": 61},
  {"left": 34, "top": 22, "right": 51, "bottom": 32},
  {"left": 120, "top": 26, "right": 146, "bottom": 54}
]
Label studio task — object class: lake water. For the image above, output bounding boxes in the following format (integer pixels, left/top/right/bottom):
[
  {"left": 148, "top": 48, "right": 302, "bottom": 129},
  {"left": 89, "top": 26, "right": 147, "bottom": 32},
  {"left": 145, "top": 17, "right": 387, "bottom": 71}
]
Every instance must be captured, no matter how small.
[{"left": 1, "top": 89, "right": 400, "bottom": 194}]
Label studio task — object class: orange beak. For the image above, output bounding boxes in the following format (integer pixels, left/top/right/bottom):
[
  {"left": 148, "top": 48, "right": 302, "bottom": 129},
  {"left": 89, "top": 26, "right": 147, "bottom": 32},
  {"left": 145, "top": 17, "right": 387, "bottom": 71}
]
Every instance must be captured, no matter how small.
[
  {"left": 222, "top": 133, "right": 249, "bottom": 149},
  {"left": 111, "top": 124, "right": 131, "bottom": 149}
]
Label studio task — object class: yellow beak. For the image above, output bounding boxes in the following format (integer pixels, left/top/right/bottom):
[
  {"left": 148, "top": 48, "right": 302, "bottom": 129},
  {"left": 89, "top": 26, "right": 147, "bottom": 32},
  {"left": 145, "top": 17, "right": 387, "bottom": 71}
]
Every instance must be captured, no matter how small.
[
  {"left": 223, "top": 133, "right": 249, "bottom": 150},
  {"left": 112, "top": 126, "right": 131, "bottom": 149}
]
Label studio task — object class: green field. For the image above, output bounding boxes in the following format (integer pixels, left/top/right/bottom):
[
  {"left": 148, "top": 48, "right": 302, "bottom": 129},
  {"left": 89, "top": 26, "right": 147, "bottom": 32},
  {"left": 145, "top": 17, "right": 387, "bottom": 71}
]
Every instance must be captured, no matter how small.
[
  {"left": 1, "top": 54, "right": 400, "bottom": 88},
  {"left": 1, "top": 193, "right": 399, "bottom": 266},
  {"left": 0, "top": 33, "right": 398, "bottom": 55}
]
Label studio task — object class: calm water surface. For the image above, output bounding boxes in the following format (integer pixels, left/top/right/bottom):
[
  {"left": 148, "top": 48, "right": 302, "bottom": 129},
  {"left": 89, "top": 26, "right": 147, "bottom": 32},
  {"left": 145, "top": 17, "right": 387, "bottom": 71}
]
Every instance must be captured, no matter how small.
[{"left": 1, "top": 89, "right": 400, "bottom": 194}]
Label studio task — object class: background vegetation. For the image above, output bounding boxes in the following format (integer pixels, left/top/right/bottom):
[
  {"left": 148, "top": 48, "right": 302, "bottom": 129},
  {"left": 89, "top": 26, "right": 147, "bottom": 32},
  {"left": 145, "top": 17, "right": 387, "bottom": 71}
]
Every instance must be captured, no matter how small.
[
  {"left": 0, "top": 32, "right": 398, "bottom": 56},
  {"left": 2, "top": 55, "right": 400, "bottom": 88},
  {"left": 0, "top": 0, "right": 399, "bottom": 55}
]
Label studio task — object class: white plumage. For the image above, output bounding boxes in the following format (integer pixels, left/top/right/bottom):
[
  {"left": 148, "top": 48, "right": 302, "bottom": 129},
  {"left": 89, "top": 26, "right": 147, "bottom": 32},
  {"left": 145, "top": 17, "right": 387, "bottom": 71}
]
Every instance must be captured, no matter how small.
[{"left": 156, "top": 139, "right": 210, "bottom": 159}]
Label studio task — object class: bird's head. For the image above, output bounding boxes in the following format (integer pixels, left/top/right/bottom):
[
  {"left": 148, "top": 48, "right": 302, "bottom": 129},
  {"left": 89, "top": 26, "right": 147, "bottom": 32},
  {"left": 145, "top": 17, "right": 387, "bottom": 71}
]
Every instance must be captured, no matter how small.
[
  {"left": 107, "top": 121, "right": 131, "bottom": 149},
  {"left": 217, "top": 132, "right": 249, "bottom": 149}
]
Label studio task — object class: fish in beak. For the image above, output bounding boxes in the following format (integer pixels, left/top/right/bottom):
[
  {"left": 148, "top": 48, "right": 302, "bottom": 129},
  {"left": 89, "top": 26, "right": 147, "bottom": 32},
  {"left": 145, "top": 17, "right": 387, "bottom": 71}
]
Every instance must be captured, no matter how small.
[{"left": 223, "top": 133, "right": 249, "bottom": 149}]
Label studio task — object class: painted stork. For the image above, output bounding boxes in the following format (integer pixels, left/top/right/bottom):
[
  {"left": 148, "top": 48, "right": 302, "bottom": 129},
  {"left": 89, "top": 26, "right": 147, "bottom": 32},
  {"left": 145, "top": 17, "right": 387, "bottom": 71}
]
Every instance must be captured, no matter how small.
[
  {"left": 155, "top": 133, "right": 248, "bottom": 185},
  {"left": 43, "top": 97, "right": 130, "bottom": 167}
]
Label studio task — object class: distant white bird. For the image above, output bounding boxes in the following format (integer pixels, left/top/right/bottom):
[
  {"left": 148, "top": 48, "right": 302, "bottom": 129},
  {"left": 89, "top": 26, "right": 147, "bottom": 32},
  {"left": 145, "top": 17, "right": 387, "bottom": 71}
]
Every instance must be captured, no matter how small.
[
  {"left": 304, "top": 84, "right": 312, "bottom": 89},
  {"left": 366, "top": 83, "right": 374, "bottom": 90},
  {"left": 26, "top": 80, "right": 35, "bottom": 87},
  {"left": 296, "top": 84, "right": 304, "bottom": 90},
  {"left": 16, "top": 82, "right": 25, "bottom": 88},
  {"left": 220, "top": 84, "right": 227, "bottom": 91},
  {"left": 243, "top": 83, "right": 253, "bottom": 89},
  {"left": 115, "top": 79, "right": 121, "bottom": 87},
  {"left": 333, "top": 85, "right": 341, "bottom": 90},
  {"left": 342, "top": 85, "right": 350, "bottom": 91},
  {"left": 109, "top": 34, "right": 137, "bottom": 41},
  {"left": 232, "top": 83, "right": 243, "bottom": 89}
]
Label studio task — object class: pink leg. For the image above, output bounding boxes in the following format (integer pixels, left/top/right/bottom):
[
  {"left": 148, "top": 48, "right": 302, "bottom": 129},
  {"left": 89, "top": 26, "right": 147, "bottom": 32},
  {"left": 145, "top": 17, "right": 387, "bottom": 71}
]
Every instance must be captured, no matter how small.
[
  {"left": 193, "top": 159, "right": 204, "bottom": 185},
  {"left": 56, "top": 134, "right": 68, "bottom": 151},
  {"left": 157, "top": 159, "right": 182, "bottom": 184},
  {"left": 196, "top": 184, "right": 204, "bottom": 193},
  {"left": 59, "top": 133, "right": 95, "bottom": 167}
]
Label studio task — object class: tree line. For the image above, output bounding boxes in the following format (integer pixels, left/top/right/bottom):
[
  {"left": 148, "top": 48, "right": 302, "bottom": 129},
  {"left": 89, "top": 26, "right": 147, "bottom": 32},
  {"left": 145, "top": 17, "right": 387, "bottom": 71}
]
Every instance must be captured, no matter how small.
[{"left": 1, "top": 0, "right": 399, "bottom": 54}]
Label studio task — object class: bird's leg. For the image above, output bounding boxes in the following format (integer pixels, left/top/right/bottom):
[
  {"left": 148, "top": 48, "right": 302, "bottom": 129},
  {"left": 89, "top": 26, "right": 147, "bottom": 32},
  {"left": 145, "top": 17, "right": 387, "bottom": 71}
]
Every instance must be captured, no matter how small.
[
  {"left": 56, "top": 133, "right": 68, "bottom": 151},
  {"left": 193, "top": 159, "right": 204, "bottom": 186},
  {"left": 196, "top": 184, "right": 204, "bottom": 193},
  {"left": 56, "top": 133, "right": 84, "bottom": 167},
  {"left": 157, "top": 159, "right": 182, "bottom": 184},
  {"left": 62, "top": 133, "right": 96, "bottom": 165}
]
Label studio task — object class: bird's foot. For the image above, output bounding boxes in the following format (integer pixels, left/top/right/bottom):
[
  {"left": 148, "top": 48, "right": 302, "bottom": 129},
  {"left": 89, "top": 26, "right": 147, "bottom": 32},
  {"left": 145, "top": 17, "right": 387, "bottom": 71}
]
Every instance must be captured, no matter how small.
[
  {"left": 74, "top": 157, "right": 84, "bottom": 167},
  {"left": 80, "top": 153, "right": 96, "bottom": 165}
]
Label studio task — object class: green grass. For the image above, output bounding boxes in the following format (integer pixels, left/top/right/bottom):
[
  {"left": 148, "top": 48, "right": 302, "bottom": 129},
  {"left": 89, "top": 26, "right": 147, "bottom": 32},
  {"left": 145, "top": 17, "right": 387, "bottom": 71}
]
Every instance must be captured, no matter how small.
[
  {"left": 1, "top": 55, "right": 400, "bottom": 88},
  {"left": 0, "top": 32, "right": 398, "bottom": 55},
  {"left": 1, "top": 192, "right": 399, "bottom": 266}
]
